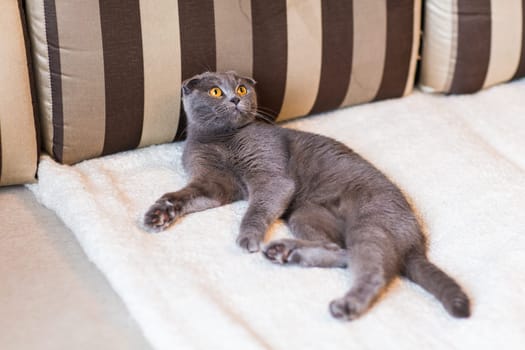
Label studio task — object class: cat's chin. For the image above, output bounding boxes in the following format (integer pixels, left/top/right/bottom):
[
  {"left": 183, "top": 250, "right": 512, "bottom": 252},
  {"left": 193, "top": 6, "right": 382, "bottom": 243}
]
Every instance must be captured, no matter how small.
[{"left": 231, "top": 110, "right": 252, "bottom": 125}]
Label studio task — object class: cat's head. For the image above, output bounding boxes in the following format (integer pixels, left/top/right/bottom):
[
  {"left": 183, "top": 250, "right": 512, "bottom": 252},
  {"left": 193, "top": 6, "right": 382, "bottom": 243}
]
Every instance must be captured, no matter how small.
[{"left": 181, "top": 71, "right": 257, "bottom": 133}]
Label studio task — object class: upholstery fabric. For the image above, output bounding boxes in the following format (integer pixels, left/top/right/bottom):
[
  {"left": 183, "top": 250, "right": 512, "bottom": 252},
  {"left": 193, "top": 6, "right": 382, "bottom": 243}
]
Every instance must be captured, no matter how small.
[
  {"left": 0, "top": 1, "right": 39, "bottom": 186},
  {"left": 25, "top": 0, "right": 420, "bottom": 164},
  {"left": 0, "top": 186, "right": 152, "bottom": 350},
  {"left": 420, "top": 0, "right": 525, "bottom": 94}
]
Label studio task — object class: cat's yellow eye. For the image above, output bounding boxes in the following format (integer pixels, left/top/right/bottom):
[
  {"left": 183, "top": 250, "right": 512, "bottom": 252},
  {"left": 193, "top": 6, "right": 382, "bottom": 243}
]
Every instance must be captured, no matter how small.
[
  {"left": 209, "top": 87, "right": 223, "bottom": 98},
  {"left": 236, "top": 85, "right": 248, "bottom": 96}
]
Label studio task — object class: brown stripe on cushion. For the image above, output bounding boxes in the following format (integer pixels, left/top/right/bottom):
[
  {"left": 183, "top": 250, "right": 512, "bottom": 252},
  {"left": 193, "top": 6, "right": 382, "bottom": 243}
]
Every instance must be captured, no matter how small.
[
  {"left": 449, "top": 0, "right": 491, "bottom": 94},
  {"left": 100, "top": 0, "right": 144, "bottom": 156},
  {"left": 55, "top": 0, "right": 106, "bottom": 164},
  {"left": 343, "top": 0, "right": 387, "bottom": 105},
  {"left": 252, "top": 0, "right": 287, "bottom": 120},
  {"left": 179, "top": 0, "right": 216, "bottom": 78},
  {"left": 43, "top": 0, "right": 64, "bottom": 162},
  {"left": 483, "top": 0, "right": 523, "bottom": 88},
  {"left": 214, "top": 0, "right": 253, "bottom": 77},
  {"left": 174, "top": 106, "right": 187, "bottom": 140},
  {"left": 278, "top": 0, "right": 323, "bottom": 121},
  {"left": 512, "top": 0, "right": 525, "bottom": 79},
  {"left": 375, "top": 0, "right": 414, "bottom": 100},
  {"left": 176, "top": 0, "right": 216, "bottom": 140},
  {"left": 139, "top": 0, "right": 181, "bottom": 147},
  {"left": 310, "top": 0, "right": 353, "bottom": 114}
]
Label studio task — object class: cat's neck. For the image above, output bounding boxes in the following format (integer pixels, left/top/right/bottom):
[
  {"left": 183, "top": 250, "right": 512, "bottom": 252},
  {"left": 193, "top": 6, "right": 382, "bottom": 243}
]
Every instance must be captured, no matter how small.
[{"left": 187, "top": 122, "right": 252, "bottom": 144}]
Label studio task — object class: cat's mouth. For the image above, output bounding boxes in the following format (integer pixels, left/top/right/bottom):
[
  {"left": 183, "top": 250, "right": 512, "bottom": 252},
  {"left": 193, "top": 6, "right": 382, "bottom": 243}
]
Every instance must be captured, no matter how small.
[
  {"left": 222, "top": 104, "right": 254, "bottom": 123},
  {"left": 232, "top": 105, "right": 248, "bottom": 117}
]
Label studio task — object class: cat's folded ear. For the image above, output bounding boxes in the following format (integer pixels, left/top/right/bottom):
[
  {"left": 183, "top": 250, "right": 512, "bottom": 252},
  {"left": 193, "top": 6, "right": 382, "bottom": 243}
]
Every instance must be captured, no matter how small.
[
  {"left": 182, "top": 77, "right": 201, "bottom": 95},
  {"left": 242, "top": 76, "right": 257, "bottom": 86},
  {"left": 226, "top": 70, "right": 256, "bottom": 86}
]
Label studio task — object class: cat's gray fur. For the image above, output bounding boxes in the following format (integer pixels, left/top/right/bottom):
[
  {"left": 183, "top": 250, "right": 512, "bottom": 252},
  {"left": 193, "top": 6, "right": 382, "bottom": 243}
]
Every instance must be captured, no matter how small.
[{"left": 144, "top": 71, "right": 471, "bottom": 320}]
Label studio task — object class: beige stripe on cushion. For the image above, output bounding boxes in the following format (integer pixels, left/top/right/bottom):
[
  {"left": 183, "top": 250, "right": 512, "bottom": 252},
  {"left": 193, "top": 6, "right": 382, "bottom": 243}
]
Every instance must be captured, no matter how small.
[
  {"left": 25, "top": 0, "right": 53, "bottom": 156},
  {"left": 277, "top": 0, "right": 322, "bottom": 121},
  {"left": 403, "top": 0, "right": 421, "bottom": 96},
  {"left": 55, "top": 1, "right": 106, "bottom": 164},
  {"left": 214, "top": 0, "right": 253, "bottom": 77},
  {"left": 343, "top": 0, "right": 387, "bottom": 106},
  {"left": 483, "top": 0, "right": 523, "bottom": 88},
  {"left": 0, "top": 1, "right": 37, "bottom": 185},
  {"left": 139, "top": 0, "right": 181, "bottom": 147},
  {"left": 419, "top": 0, "right": 458, "bottom": 93}
]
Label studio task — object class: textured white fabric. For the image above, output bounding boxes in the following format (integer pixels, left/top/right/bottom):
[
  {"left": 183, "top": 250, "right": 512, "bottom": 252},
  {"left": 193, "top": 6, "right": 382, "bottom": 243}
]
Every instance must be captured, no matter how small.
[{"left": 29, "top": 79, "right": 525, "bottom": 350}]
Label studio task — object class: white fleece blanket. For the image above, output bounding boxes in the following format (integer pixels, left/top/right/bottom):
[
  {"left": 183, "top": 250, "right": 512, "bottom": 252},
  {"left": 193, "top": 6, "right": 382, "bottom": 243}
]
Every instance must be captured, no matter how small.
[{"left": 29, "top": 80, "right": 525, "bottom": 350}]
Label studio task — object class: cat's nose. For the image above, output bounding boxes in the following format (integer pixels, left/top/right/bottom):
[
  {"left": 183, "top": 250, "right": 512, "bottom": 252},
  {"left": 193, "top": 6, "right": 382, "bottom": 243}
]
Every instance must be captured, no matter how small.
[{"left": 230, "top": 97, "right": 240, "bottom": 105}]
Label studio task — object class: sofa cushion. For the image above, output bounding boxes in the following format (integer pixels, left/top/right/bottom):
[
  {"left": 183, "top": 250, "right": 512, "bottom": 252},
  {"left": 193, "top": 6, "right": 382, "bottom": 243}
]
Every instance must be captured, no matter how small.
[
  {"left": 420, "top": 0, "right": 525, "bottom": 94},
  {"left": 26, "top": 0, "right": 420, "bottom": 164},
  {"left": 0, "top": 1, "right": 39, "bottom": 186}
]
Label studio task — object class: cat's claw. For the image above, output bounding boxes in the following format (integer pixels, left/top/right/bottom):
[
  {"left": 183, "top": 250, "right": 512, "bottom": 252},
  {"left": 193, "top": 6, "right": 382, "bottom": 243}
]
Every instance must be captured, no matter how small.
[{"left": 144, "top": 200, "right": 178, "bottom": 232}]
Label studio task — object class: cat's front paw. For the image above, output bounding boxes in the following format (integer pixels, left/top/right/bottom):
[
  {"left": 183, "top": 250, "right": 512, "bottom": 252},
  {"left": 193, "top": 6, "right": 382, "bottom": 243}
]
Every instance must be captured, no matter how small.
[
  {"left": 144, "top": 199, "right": 179, "bottom": 232},
  {"left": 236, "top": 232, "right": 262, "bottom": 253},
  {"left": 329, "top": 295, "right": 366, "bottom": 321}
]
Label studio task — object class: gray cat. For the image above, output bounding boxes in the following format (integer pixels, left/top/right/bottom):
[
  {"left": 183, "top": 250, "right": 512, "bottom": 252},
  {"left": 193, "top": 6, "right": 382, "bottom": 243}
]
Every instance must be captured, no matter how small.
[{"left": 144, "top": 71, "right": 471, "bottom": 320}]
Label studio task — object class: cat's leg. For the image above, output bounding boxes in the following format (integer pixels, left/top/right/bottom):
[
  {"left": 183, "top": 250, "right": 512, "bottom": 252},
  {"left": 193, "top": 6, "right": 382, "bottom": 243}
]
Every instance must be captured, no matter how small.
[
  {"left": 263, "top": 205, "right": 348, "bottom": 267},
  {"left": 329, "top": 224, "right": 398, "bottom": 321},
  {"left": 237, "top": 177, "right": 295, "bottom": 253},
  {"left": 144, "top": 177, "right": 240, "bottom": 232}
]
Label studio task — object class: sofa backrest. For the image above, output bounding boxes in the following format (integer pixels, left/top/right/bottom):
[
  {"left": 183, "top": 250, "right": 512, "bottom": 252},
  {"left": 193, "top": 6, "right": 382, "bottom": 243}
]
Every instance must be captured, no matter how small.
[{"left": 25, "top": 0, "right": 421, "bottom": 165}]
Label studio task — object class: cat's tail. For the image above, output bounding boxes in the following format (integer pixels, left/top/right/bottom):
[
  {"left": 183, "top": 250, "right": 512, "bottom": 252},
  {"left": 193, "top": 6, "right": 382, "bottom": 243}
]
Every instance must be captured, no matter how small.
[{"left": 403, "top": 250, "right": 471, "bottom": 318}]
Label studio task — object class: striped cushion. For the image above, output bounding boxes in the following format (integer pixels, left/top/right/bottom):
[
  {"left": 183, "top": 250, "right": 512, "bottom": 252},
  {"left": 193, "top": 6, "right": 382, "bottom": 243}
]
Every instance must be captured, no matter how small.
[
  {"left": 26, "top": 0, "right": 420, "bottom": 165},
  {"left": 0, "top": 1, "right": 39, "bottom": 186},
  {"left": 420, "top": 0, "right": 525, "bottom": 94}
]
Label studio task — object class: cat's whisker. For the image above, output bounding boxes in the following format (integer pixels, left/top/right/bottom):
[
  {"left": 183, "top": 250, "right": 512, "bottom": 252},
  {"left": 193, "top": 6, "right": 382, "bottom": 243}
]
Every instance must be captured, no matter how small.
[
  {"left": 256, "top": 109, "right": 276, "bottom": 119},
  {"left": 177, "top": 126, "right": 187, "bottom": 138},
  {"left": 254, "top": 109, "right": 277, "bottom": 124},
  {"left": 213, "top": 105, "right": 230, "bottom": 116},
  {"left": 256, "top": 108, "right": 277, "bottom": 118},
  {"left": 255, "top": 112, "right": 276, "bottom": 125},
  {"left": 257, "top": 105, "right": 279, "bottom": 116},
  {"left": 199, "top": 63, "right": 213, "bottom": 73}
]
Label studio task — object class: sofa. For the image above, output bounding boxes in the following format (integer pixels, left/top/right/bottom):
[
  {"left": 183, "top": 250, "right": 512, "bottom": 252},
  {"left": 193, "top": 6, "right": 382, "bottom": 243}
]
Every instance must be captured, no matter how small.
[{"left": 1, "top": 1, "right": 524, "bottom": 349}]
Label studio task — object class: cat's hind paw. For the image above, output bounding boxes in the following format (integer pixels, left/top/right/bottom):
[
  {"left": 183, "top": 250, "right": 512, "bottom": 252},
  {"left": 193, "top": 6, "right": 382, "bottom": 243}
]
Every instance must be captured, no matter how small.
[
  {"left": 143, "top": 199, "right": 178, "bottom": 232},
  {"left": 263, "top": 239, "right": 300, "bottom": 264},
  {"left": 264, "top": 239, "right": 346, "bottom": 267},
  {"left": 236, "top": 232, "right": 262, "bottom": 253}
]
